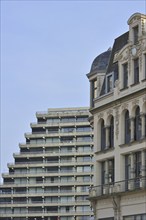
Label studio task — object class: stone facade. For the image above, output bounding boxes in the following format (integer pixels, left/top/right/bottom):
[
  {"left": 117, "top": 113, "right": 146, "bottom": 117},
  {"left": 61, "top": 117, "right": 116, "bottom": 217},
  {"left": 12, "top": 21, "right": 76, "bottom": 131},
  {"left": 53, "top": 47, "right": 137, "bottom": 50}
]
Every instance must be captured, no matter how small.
[{"left": 87, "top": 13, "right": 146, "bottom": 220}]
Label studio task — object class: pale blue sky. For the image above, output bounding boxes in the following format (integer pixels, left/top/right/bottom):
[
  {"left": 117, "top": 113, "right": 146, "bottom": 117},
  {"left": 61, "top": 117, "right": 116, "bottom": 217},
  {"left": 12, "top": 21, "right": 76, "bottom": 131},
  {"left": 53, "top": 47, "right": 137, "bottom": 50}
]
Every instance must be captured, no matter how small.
[{"left": 1, "top": 0, "right": 146, "bottom": 178}]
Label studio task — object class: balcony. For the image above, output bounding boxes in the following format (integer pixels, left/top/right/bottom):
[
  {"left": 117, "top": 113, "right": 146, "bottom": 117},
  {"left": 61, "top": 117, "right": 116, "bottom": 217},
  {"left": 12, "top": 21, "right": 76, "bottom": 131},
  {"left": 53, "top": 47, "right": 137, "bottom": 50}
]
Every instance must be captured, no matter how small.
[{"left": 89, "top": 176, "right": 146, "bottom": 199}]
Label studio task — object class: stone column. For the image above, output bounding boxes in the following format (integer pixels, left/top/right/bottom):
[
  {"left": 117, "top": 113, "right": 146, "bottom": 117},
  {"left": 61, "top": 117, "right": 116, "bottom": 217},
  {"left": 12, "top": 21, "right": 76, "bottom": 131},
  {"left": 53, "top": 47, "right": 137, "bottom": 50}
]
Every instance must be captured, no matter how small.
[
  {"left": 141, "top": 113, "right": 145, "bottom": 139},
  {"left": 130, "top": 117, "right": 135, "bottom": 142}
]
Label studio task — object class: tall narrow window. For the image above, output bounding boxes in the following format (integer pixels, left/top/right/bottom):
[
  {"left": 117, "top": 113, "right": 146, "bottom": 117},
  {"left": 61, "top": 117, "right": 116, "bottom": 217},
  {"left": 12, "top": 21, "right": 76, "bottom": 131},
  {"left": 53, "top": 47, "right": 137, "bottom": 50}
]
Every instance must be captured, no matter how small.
[
  {"left": 134, "top": 152, "right": 141, "bottom": 188},
  {"left": 109, "top": 116, "right": 114, "bottom": 148},
  {"left": 91, "top": 79, "right": 97, "bottom": 107},
  {"left": 123, "top": 63, "right": 128, "bottom": 88},
  {"left": 133, "top": 25, "right": 139, "bottom": 44},
  {"left": 134, "top": 58, "right": 139, "bottom": 84},
  {"left": 125, "top": 155, "right": 131, "bottom": 190},
  {"left": 101, "top": 120, "right": 106, "bottom": 150},
  {"left": 101, "top": 162, "right": 106, "bottom": 185},
  {"left": 93, "top": 79, "right": 97, "bottom": 99},
  {"left": 125, "top": 110, "right": 131, "bottom": 144},
  {"left": 135, "top": 106, "right": 141, "bottom": 141},
  {"left": 145, "top": 54, "right": 146, "bottom": 79},
  {"left": 107, "top": 74, "right": 113, "bottom": 93}
]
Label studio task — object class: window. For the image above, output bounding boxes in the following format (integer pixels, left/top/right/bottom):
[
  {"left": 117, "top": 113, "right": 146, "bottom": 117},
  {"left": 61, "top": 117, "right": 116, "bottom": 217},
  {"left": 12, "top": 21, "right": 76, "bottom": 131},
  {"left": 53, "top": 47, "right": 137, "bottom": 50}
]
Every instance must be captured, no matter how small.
[
  {"left": 125, "top": 110, "right": 131, "bottom": 144},
  {"left": 135, "top": 106, "right": 141, "bottom": 140},
  {"left": 91, "top": 79, "right": 97, "bottom": 107},
  {"left": 76, "top": 126, "right": 91, "bottom": 132},
  {"left": 76, "top": 117, "right": 88, "bottom": 122},
  {"left": 107, "top": 74, "right": 113, "bottom": 92},
  {"left": 108, "top": 159, "right": 114, "bottom": 183},
  {"left": 144, "top": 54, "right": 146, "bottom": 79},
  {"left": 124, "top": 214, "right": 146, "bottom": 220},
  {"left": 125, "top": 152, "right": 142, "bottom": 189},
  {"left": 93, "top": 79, "right": 97, "bottom": 99},
  {"left": 134, "top": 58, "right": 139, "bottom": 84},
  {"left": 133, "top": 25, "right": 139, "bottom": 44},
  {"left": 61, "top": 127, "right": 74, "bottom": 133},
  {"left": 101, "top": 120, "right": 106, "bottom": 150},
  {"left": 123, "top": 63, "right": 128, "bottom": 88},
  {"left": 47, "top": 118, "right": 60, "bottom": 123},
  {"left": 109, "top": 116, "right": 114, "bottom": 148},
  {"left": 101, "top": 159, "right": 114, "bottom": 184},
  {"left": 61, "top": 117, "right": 75, "bottom": 123}
]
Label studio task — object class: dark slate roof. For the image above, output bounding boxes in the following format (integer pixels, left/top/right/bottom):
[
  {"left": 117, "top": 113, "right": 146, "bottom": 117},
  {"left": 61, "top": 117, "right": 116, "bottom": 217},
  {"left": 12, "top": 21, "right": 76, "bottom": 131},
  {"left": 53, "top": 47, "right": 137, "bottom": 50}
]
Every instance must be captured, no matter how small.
[
  {"left": 100, "top": 31, "right": 129, "bottom": 96},
  {"left": 90, "top": 49, "right": 111, "bottom": 73},
  {"left": 107, "top": 31, "right": 129, "bottom": 74}
]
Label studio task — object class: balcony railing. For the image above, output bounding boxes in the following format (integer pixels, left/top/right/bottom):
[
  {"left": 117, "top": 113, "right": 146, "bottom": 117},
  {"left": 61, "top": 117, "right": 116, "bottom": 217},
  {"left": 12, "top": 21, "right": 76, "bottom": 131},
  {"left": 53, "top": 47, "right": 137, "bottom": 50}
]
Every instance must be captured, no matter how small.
[{"left": 89, "top": 176, "right": 146, "bottom": 198}]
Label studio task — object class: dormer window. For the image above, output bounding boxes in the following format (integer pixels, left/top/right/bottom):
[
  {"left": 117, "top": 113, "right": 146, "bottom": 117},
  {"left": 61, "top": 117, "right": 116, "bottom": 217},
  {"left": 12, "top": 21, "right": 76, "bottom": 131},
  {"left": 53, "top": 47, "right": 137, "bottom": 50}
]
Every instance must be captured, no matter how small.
[
  {"left": 90, "top": 78, "right": 97, "bottom": 107},
  {"left": 133, "top": 25, "right": 139, "bottom": 44},
  {"left": 93, "top": 79, "right": 97, "bottom": 99},
  {"left": 106, "top": 73, "right": 113, "bottom": 93}
]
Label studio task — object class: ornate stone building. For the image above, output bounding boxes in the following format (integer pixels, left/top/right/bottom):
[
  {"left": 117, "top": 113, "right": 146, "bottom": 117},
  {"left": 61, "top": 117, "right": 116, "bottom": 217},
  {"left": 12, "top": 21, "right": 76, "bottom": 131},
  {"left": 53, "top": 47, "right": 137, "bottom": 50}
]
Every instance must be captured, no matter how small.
[{"left": 87, "top": 13, "right": 146, "bottom": 220}]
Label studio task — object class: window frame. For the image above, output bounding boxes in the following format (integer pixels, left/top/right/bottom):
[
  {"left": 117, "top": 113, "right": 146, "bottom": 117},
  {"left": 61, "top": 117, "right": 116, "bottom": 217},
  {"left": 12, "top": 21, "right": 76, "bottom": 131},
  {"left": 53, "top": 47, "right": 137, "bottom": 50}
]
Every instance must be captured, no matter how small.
[
  {"left": 106, "top": 72, "right": 114, "bottom": 93},
  {"left": 122, "top": 62, "right": 128, "bottom": 89},
  {"left": 133, "top": 58, "right": 139, "bottom": 84}
]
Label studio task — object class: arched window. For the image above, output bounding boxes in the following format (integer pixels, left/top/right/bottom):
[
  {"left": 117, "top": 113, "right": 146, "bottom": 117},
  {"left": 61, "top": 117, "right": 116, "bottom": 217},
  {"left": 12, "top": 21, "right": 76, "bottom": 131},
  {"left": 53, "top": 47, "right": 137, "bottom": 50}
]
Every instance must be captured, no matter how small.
[
  {"left": 135, "top": 106, "right": 141, "bottom": 140},
  {"left": 125, "top": 110, "right": 131, "bottom": 144},
  {"left": 101, "top": 119, "right": 106, "bottom": 150},
  {"left": 109, "top": 116, "right": 114, "bottom": 148}
]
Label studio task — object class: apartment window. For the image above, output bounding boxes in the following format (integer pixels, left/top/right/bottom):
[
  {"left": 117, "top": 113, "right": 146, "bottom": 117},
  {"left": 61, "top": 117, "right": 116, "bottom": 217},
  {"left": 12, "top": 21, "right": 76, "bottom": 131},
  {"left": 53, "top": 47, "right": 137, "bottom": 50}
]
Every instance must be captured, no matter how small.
[
  {"left": 133, "top": 25, "right": 139, "bottom": 44},
  {"left": 125, "top": 110, "right": 131, "bottom": 144},
  {"left": 134, "top": 58, "right": 139, "bottom": 84},
  {"left": 134, "top": 152, "right": 141, "bottom": 178},
  {"left": 123, "top": 63, "right": 128, "bottom": 88},
  {"left": 61, "top": 127, "right": 74, "bottom": 133},
  {"left": 125, "top": 152, "right": 142, "bottom": 189},
  {"left": 61, "top": 117, "right": 75, "bottom": 123},
  {"left": 101, "top": 159, "right": 114, "bottom": 184},
  {"left": 77, "top": 136, "right": 92, "bottom": 142},
  {"left": 109, "top": 116, "right": 114, "bottom": 148},
  {"left": 47, "top": 118, "right": 60, "bottom": 123},
  {"left": 107, "top": 73, "right": 113, "bottom": 93},
  {"left": 108, "top": 159, "right": 114, "bottom": 183},
  {"left": 76, "top": 116, "right": 88, "bottom": 122},
  {"left": 135, "top": 106, "right": 142, "bottom": 140},
  {"left": 76, "top": 126, "right": 91, "bottom": 132},
  {"left": 101, "top": 119, "right": 106, "bottom": 150},
  {"left": 124, "top": 214, "right": 146, "bottom": 220}
]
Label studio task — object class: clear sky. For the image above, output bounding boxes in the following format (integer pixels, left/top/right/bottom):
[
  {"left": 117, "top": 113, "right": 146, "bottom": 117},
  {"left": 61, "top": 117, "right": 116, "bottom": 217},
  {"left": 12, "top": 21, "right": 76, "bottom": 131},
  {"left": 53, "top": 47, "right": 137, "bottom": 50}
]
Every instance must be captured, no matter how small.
[{"left": 1, "top": 0, "right": 146, "bottom": 179}]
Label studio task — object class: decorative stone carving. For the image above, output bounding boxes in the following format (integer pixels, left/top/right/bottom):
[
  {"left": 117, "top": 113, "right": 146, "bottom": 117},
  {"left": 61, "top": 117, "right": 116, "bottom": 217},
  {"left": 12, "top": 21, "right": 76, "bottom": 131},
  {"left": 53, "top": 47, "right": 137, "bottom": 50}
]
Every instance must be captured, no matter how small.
[
  {"left": 132, "top": 99, "right": 139, "bottom": 106},
  {"left": 121, "top": 103, "right": 128, "bottom": 110},
  {"left": 106, "top": 109, "right": 113, "bottom": 116},
  {"left": 114, "top": 106, "right": 120, "bottom": 139},
  {"left": 143, "top": 94, "right": 146, "bottom": 102},
  {"left": 98, "top": 112, "right": 104, "bottom": 119}
]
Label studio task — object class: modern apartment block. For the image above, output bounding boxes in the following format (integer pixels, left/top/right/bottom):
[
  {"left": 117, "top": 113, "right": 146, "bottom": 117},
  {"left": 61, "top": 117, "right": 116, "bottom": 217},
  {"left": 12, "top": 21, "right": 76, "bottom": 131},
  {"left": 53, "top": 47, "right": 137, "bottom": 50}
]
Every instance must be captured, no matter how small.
[
  {"left": 0, "top": 107, "right": 94, "bottom": 220},
  {"left": 87, "top": 13, "right": 146, "bottom": 219}
]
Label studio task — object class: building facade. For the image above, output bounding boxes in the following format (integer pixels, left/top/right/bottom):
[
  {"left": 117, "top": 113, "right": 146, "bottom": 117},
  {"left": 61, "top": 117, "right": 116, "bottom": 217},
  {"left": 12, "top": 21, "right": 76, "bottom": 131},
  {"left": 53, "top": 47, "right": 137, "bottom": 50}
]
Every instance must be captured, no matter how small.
[
  {"left": 0, "top": 107, "right": 94, "bottom": 220},
  {"left": 87, "top": 13, "right": 146, "bottom": 220}
]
